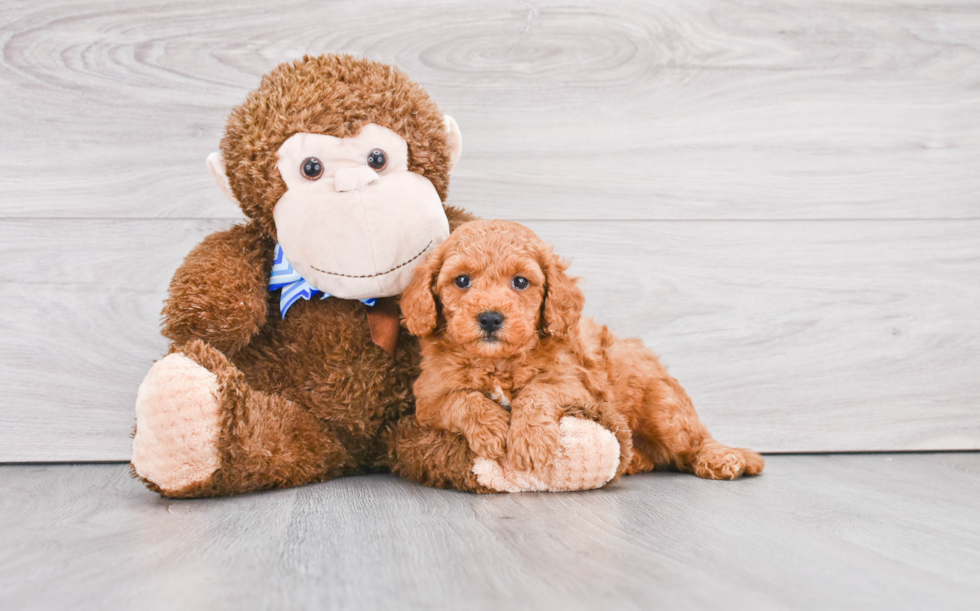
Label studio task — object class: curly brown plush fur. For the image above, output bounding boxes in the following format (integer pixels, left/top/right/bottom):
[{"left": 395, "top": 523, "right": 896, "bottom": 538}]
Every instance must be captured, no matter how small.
[
  {"left": 132, "top": 55, "right": 492, "bottom": 497},
  {"left": 221, "top": 54, "right": 454, "bottom": 238}
]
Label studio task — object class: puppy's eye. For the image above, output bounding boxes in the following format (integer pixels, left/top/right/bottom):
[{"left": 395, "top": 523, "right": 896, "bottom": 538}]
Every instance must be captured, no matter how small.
[
  {"left": 301, "top": 157, "right": 323, "bottom": 180},
  {"left": 454, "top": 275, "right": 471, "bottom": 289},
  {"left": 367, "top": 149, "right": 387, "bottom": 171},
  {"left": 512, "top": 276, "right": 529, "bottom": 290}
]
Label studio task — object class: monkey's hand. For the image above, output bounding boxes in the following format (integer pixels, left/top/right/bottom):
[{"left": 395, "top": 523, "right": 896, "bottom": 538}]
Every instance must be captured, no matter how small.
[
  {"left": 473, "top": 417, "right": 621, "bottom": 492},
  {"left": 162, "top": 222, "right": 271, "bottom": 356}
]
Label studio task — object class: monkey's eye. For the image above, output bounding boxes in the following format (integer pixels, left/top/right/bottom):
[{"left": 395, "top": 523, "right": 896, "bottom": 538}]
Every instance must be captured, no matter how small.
[
  {"left": 512, "top": 276, "right": 529, "bottom": 290},
  {"left": 454, "top": 275, "right": 471, "bottom": 289},
  {"left": 366, "top": 149, "right": 387, "bottom": 171},
  {"left": 301, "top": 157, "right": 323, "bottom": 180}
]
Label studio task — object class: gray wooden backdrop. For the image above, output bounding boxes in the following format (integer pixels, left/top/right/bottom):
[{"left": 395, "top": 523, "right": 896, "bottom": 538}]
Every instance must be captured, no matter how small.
[{"left": 1, "top": 0, "right": 978, "bottom": 461}]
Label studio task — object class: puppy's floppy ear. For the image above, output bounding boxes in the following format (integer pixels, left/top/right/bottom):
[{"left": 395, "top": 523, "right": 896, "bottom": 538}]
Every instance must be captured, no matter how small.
[
  {"left": 400, "top": 246, "right": 445, "bottom": 336},
  {"left": 538, "top": 243, "right": 584, "bottom": 337}
]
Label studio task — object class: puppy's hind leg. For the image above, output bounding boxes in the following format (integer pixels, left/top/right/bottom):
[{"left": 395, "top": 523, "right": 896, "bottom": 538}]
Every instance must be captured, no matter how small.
[{"left": 625, "top": 361, "right": 764, "bottom": 480}]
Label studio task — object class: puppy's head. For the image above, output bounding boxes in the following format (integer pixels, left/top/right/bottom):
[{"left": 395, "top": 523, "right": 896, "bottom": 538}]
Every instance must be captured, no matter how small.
[{"left": 401, "top": 220, "right": 584, "bottom": 357}]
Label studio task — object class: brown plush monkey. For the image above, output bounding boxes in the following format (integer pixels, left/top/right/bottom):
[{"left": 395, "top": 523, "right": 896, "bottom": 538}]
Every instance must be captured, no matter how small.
[{"left": 131, "top": 55, "right": 621, "bottom": 498}]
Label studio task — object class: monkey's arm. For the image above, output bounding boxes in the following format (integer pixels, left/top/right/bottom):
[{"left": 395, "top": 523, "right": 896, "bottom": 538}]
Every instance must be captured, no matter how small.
[
  {"left": 388, "top": 412, "right": 624, "bottom": 494},
  {"left": 162, "top": 222, "right": 272, "bottom": 356}
]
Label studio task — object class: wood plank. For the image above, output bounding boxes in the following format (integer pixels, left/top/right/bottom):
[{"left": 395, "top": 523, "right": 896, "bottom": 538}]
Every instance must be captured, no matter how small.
[
  {"left": 1, "top": 456, "right": 979, "bottom": 610},
  {"left": 532, "top": 220, "right": 980, "bottom": 453},
  {"left": 1, "top": 219, "right": 977, "bottom": 460},
  {"left": 1, "top": 0, "right": 979, "bottom": 220},
  {"left": 0, "top": 220, "right": 231, "bottom": 461}
]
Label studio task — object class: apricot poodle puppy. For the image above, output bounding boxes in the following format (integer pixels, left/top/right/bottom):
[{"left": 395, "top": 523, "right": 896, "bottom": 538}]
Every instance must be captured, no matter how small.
[{"left": 401, "top": 220, "right": 764, "bottom": 481}]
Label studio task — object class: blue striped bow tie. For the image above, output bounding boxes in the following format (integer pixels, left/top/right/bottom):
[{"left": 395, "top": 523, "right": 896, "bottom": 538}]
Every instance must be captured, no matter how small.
[{"left": 269, "top": 244, "right": 376, "bottom": 317}]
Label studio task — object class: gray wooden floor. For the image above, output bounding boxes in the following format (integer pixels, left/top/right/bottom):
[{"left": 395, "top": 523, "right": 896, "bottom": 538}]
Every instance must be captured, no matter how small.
[{"left": 1, "top": 454, "right": 978, "bottom": 611}]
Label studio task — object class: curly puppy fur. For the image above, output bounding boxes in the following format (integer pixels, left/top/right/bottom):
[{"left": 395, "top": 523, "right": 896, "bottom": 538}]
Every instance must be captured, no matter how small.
[
  {"left": 401, "top": 220, "right": 765, "bottom": 480},
  {"left": 135, "top": 55, "right": 494, "bottom": 497}
]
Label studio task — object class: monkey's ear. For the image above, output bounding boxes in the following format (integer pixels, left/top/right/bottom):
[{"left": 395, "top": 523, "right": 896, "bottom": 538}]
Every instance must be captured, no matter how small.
[
  {"left": 206, "top": 152, "right": 238, "bottom": 203},
  {"left": 444, "top": 115, "right": 462, "bottom": 170}
]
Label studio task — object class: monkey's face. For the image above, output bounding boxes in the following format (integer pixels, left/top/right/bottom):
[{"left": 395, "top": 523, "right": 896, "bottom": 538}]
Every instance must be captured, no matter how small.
[{"left": 271, "top": 124, "right": 451, "bottom": 299}]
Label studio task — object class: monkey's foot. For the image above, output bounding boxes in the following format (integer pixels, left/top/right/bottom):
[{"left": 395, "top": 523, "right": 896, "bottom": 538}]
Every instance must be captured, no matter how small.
[
  {"left": 131, "top": 353, "right": 222, "bottom": 495},
  {"left": 472, "top": 417, "right": 620, "bottom": 492}
]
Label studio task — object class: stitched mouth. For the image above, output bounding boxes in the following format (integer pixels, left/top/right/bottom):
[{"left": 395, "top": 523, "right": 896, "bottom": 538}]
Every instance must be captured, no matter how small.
[{"left": 310, "top": 241, "right": 433, "bottom": 279}]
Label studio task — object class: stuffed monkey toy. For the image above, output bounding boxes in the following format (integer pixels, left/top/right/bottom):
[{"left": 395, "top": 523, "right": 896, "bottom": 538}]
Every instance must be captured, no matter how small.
[{"left": 130, "top": 55, "right": 621, "bottom": 498}]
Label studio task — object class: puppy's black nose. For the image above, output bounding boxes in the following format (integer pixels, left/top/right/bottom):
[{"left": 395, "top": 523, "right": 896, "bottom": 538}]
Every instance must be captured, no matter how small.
[{"left": 478, "top": 311, "right": 505, "bottom": 333}]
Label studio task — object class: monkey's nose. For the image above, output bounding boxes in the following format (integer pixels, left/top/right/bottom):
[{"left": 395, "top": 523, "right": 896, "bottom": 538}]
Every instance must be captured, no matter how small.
[
  {"left": 478, "top": 311, "right": 505, "bottom": 333},
  {"left": 334, "top": 166, "right": 380, "bottom": 192}
]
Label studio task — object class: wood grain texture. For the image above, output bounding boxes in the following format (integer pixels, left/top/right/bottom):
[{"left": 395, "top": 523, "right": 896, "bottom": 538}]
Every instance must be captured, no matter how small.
[
  {"left": 537, "top": 220, "right": 980, "bottom": 453},
  {"left": 0, "top": 220, "right": 228, "bottom": 460},
  {"left": 1, "top": 455, "right": 979, "bottom": 610},
  {"left": 1, "top": 0, "right": 979, "bottom": 220},
  {"left": 1, "top": 219, "right": 977, "bottom": 460},
  {"left": 1, "top": 0, "right": 979, "bottom": 460}
]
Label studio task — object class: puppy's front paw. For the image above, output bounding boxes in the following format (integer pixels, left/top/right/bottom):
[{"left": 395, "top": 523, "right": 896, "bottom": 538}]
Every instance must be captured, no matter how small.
[
  {"left": 507, "top": 420, "right": 561, "bottom": 472},
  {"left": 465, "top": 410, "right": 510, "bottom": 460}
]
